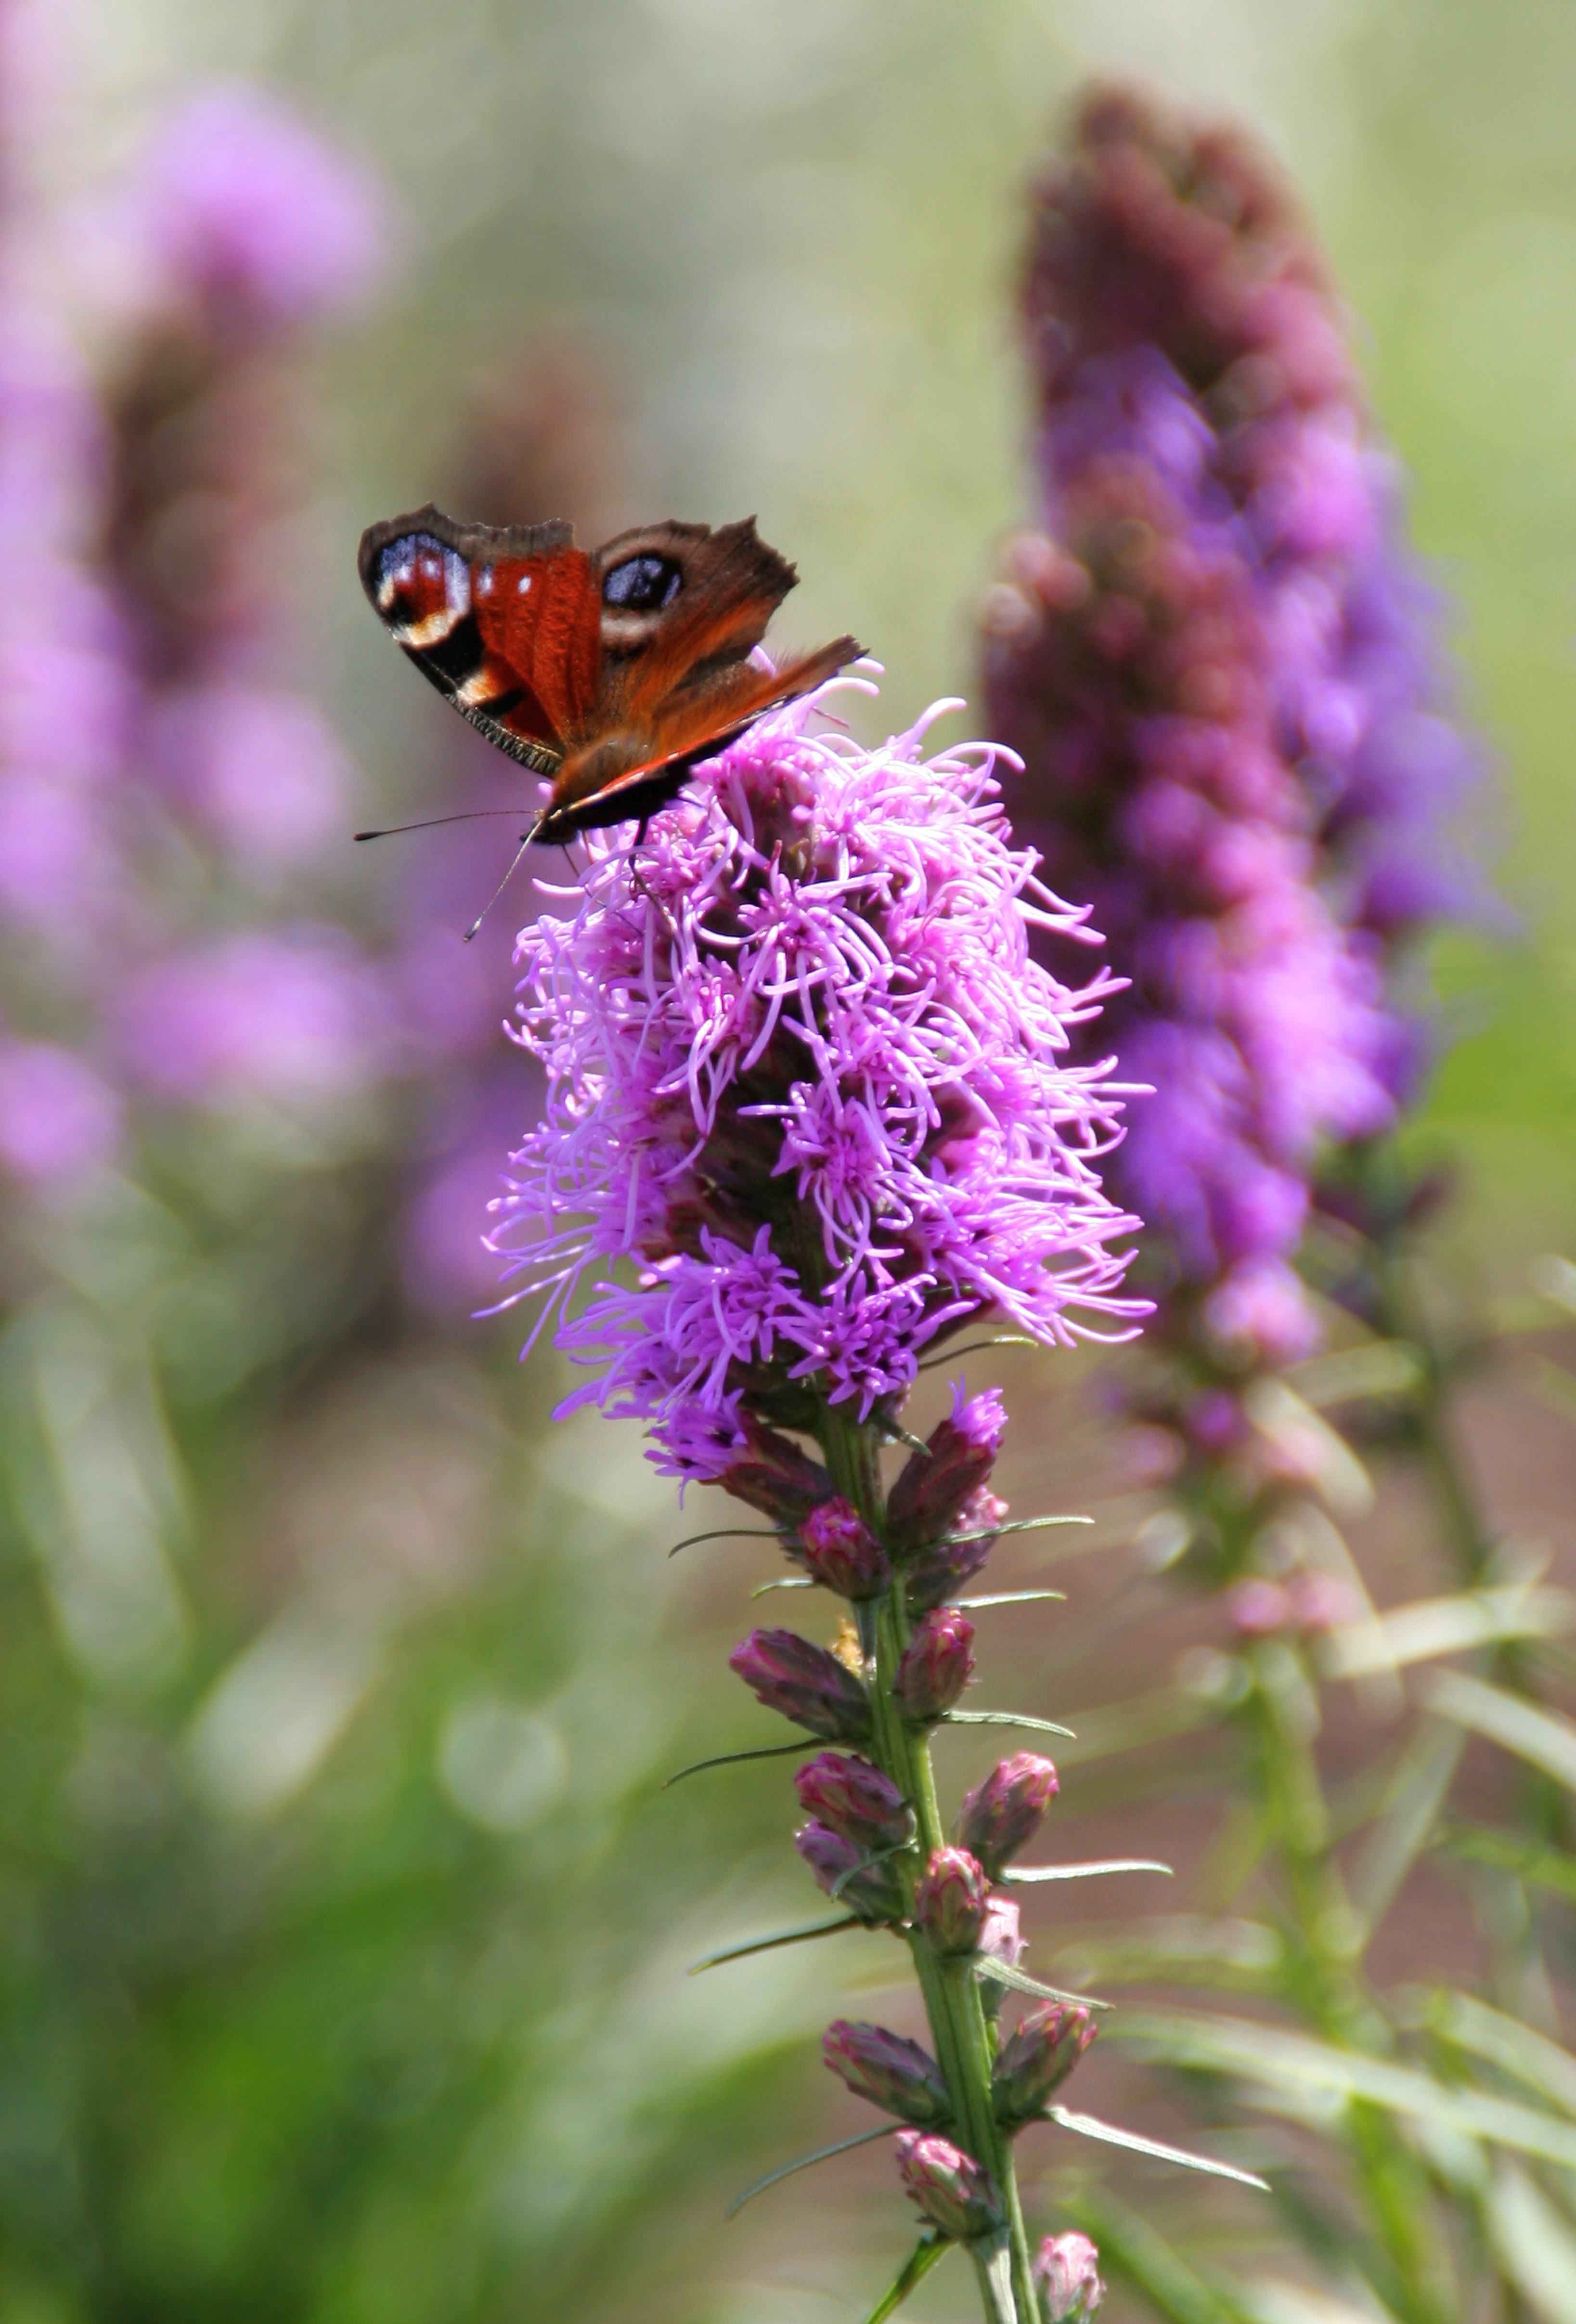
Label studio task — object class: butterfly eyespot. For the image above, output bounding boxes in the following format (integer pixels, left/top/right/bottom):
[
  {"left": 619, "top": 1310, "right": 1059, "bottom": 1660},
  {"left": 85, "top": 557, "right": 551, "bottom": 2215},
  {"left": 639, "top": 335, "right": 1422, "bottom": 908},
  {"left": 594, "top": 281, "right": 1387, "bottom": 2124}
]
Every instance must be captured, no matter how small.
[{"left": 603, "top": 553, "right": 682, "bottom": 611}]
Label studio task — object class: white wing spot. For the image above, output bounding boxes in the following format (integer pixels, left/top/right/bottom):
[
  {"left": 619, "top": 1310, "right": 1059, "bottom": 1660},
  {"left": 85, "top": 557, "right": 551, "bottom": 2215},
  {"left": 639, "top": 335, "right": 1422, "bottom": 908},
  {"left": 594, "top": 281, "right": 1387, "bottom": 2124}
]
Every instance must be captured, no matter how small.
[{"left": 517, "top": 574, "right": 532, "bottom": 594}]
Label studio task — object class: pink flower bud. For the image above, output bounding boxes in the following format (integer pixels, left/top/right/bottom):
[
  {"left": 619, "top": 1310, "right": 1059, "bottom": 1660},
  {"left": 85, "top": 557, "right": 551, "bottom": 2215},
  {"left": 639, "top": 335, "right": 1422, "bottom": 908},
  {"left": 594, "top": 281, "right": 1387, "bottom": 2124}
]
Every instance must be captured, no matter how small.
[
  {"left": 956, "top": 1753, "right": 1059, "bottom": 1878},
  {"left": 991, "top": 2003, "right": 1097, "bottom": 2126},
  {"left": 888, "top": 1385, "right": 1008, "bottom": 1553},
  {"left": 893, "top": 1608, "right": 975, "bottom": 1724},
  {"left": 977, "top": 1892, "right": 1024, "bottom": 2018},
  {"left": 895, "top": 2129, "right": 1006, "bottom": 2243},
  {"left": 794, "top": 1751, "right": 910, "bottom": 1852},
  {"left": 823, "top": 2019, "right": 950, "bottom": 2124},
  {"left": 903, "top": 1487, "right": 1007, "bottom": 1612},
  {"left": 796, "top": 1820, "right": 905, "bottom": 1923},
  {"left": 718, "top": 1419, "right": 834, "bottom": 1525},
  {"left": 1034, "top": 2232, "right": 1105, "bottom": 2323},
  {"left": 797, "top": 1496, "right": 892, "bottom": 1598},
  {"left": 913, "top": 1846, "right": 990, "bottom": 1954},
  {"left": 729, "top": 1628, "right": 870, "bottom": 1743}
]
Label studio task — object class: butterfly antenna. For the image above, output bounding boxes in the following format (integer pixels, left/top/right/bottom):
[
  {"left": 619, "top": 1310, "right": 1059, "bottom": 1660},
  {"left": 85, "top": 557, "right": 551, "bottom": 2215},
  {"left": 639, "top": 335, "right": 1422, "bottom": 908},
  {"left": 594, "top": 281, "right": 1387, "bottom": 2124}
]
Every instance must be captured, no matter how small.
[
  {"left": 355, "top": 807, "right": 537, "bottom": 842},
  {"left": 462, "top": 817, "right": 546, "bottom": 942}
]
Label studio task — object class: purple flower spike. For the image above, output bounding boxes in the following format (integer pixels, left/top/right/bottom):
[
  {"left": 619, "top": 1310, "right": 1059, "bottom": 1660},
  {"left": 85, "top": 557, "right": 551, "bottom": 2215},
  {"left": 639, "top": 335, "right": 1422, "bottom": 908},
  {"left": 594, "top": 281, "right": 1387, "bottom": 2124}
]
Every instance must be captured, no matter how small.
[
  {"left": 493, "top": 685, "right": 1144, "bottom": 1481},
  {"left": 956, "top": 1752, "right": 1060, "bottom": 1878},
  {"left": 893, "top": 1608, "right": 975, "bottom": 1724},
  {"left": 913, "top": 1846, "right": 991, "bottom": 1955},
  {"left": 903, "top": 1488, "right": 1007, "bottom": 1613},
  {"left": 985, "top": 86, "right": 1488, "bottom": 1354},
  {"left": 895, "top": 2129, "right": 1006, "bottom": 2243},
  {"left": 991, "top": 2002, "right": 1097, "bottom": 2127},
  {"left": 797, "top": 1496, "right": 892, "bottom": 1599},
  {"left": 823, "top": 2019, "right": 951, "bottom": 2125},
  {"left": 794, "top": 1751, "right": 911, "bottom": 1853},
  {"left": 729, "top": 1629, "right": 870, "bottom": 1744},
  {"left": 796, "top": 1820, "right": 905, "bottom": 1924},
  {"left": 1034, "top": 2232, "right": 1106, "bottom": 2324},
  {"left": 888, "top": 1383, "right": 1008, "bottom": 1552}
]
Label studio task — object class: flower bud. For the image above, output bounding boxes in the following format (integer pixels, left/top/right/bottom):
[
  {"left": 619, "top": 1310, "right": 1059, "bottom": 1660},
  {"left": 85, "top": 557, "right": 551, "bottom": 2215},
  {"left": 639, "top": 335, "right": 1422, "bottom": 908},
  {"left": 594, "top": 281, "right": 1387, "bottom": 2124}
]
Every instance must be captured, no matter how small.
[
  {"left": 976, "top": 1893, "right": 1024, "bottom": 2017},
  {"left": 719, "top": 1419, "right": 834, "bottom": 1525},
  {"left": 991, "top": 2003, "right": 1097, "bottom": 2126},
  {"left": 729, "top": 1627, "right": 871, "bottom": 1742},
  {"left": 1034, "top": 2232, "right": 1105, "bottom": 2324},
  {"left": 796, "top": 1820, "right": 904, "bottom": 1923},
  {"left": 903, "top": 1488, "right": 1006, "bottom": 1612},
  {"left": 888, "top": 1385, "right": 1008, "bottom": 1553},
  {"left": 894, "top": 2130, "right": 1006, "bottom": 2243},
  {"left": 794, "top": 1751, "right": 910, "bottom": 1853},
  {"left": 913, "top": 1846, "right": 990, "bottom": 1954},
  {"left": 797, "top": 1497, "right": 892, "bottom": 1599},
  {"left": 956, "top": 1753, "right": 1059, "bottom": 1878},
  {"left": 893, "top": 1608, "right": 975, "bottom": 1723},
  {"left": 823, "top": 2019, "right": 950, "bottom": 2125}
]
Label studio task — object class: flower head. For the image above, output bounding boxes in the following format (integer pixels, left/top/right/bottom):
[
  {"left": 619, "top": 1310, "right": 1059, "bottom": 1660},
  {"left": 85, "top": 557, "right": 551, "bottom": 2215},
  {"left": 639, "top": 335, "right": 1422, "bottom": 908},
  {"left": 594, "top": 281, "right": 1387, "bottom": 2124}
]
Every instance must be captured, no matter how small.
[
  {"left": 895, "top": 2130, "right": 1006, "bottom": 2242},
  {"left": 793, "top": 1751, "right": 910, "bottom": 1852},
  {"left": 492, "top": 690, "right": 1142, "bottom": 1477},
  {"left": 913, "top": 1845, "right": 991, "bottom": 1954},
  {"left": 729, "top": 1628, "right": 871, "bottom": 1745},
  {"left": 956, "top": 1753, "right": 1059, "bottom": 1878},
  {"left": 823, "top": 2020, "right": 950, "bottom": 2125},
  {"left": 991, "top": 2001, "right": 1097, "bottom": 2125},
  {"left": 1035, "top": 2232, "right": 1105, "bottom": 2323}
]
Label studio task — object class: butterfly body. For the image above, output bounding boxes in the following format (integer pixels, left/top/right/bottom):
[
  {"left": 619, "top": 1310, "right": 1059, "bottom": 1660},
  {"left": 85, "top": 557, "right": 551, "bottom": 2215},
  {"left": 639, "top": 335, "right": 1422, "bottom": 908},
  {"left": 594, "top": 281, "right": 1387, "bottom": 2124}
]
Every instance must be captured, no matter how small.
[{"left": 358, "top": 505, "right": 860, "bottom": 844}]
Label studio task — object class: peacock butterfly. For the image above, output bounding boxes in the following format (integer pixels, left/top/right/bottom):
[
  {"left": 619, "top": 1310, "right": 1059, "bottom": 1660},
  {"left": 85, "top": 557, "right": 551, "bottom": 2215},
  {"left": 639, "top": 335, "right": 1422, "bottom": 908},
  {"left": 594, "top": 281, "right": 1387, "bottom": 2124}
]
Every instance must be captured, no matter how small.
[{"left": 357, "top": 506, "right": 861, "bottom": 857}]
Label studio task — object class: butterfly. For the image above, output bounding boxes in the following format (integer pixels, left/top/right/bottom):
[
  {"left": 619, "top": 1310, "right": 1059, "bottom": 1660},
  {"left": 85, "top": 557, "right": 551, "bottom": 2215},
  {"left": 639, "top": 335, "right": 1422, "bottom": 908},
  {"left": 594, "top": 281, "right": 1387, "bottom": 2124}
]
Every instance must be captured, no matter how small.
[{"left": 357, "top": 506, "right": 861, "bottom": 870}]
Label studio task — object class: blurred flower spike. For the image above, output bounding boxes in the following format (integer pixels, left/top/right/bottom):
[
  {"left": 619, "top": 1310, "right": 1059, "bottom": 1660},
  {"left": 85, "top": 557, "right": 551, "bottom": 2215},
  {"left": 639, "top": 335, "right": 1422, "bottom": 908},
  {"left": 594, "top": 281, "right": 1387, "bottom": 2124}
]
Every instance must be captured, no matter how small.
[{"left": 985, "top": 85, "right": 1488, "bottom": 1363}]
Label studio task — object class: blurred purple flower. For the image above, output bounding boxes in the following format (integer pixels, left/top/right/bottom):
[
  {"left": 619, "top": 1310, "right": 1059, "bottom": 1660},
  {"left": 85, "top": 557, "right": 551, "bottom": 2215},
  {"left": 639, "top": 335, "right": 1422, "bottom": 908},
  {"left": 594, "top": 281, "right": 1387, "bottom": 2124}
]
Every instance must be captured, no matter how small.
[
  {"left": 984, "top": 88, "right": 1487, "bottom": 1352},
  {"left": 0, "top": 1038, "right": 123, "bottom": 1187},
  {"left": 493, "top": 689, "right": 1143, "bottom": 1480},
  {"left": 133, "top": 84, "right": 388, "bottom": 325},
  {"left": 118, "top": 929, "right": 389, "bottom": 1109},
  {"left": 144, "top": 686, "right": 350, "bottom": 867}
]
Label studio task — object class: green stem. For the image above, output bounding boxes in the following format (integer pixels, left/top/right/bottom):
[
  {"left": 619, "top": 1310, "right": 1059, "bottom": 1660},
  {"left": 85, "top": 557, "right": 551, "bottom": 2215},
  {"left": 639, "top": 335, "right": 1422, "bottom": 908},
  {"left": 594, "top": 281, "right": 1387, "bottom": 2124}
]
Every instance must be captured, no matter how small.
[{"left": 820, "top": 1402, "right": 1040, "bottom": 2324}]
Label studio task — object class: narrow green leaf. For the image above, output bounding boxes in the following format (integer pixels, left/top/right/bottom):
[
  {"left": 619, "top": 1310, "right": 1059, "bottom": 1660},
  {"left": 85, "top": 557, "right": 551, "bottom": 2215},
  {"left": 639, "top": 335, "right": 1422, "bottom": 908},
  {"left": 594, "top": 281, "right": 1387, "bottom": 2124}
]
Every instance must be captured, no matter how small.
[
  {"left": 861, "top": 2235, "right": 951, "bottom": 2324},
  {"left": 726, "top": 2123, "right": 898, "bottom": 2219},
  {"left": 668, "top": 1526, "right": 786, "bottom": 1558},
  {"left": 974, "top": 1954, "right": 1111, "bottom": 2010},
  {"left": 1425, "top": 1987, "right": 1576, "bottom": 2120},
  {"left": 1046, "top": 2105, "right": 1269, "bottom": 2190},
  {"left": 661, "top": 1739, "right": 815, "bottom": 1789},
  {"left": 1437, "top": 1817, "right": 1576, "bottom": 1904},
  {"left": 750, "top": 1576, "right": 814, "bottom": 1597},
  {"left": 1488, "top": 2162, "right": 1576, "bottom": 2324},
  {"left": 943, "top": 1710, "right": 1076, "bottom": 1738},
  {"left": 954, "top": 1589, "right": 1066, "bottom": 1609},
  {"left": 1320, "top": 1584, "right": 1576, "bottom": 1677},
  {"left": 1348, "top": 1717, "right": 1465, "bottom": 1931},
  {"left": 1005, "top": 1857, "right": 1173, "bottom": 1884},
  {"left": 1115, "top": 2007, "right": 1576, "bottom": 2170},
  {"left": 917, "top": 1335, "right": 1037, "bottom": 1369},
  {"left": 688, "top": 1915, "right": 861, "bottom": 1974},
  {"left": 1423, "top": 1669, "right": 1576, "bottom": 1792},
  {"left": 946, "top": 1514, "right": 1093, "bottom": 1545}
]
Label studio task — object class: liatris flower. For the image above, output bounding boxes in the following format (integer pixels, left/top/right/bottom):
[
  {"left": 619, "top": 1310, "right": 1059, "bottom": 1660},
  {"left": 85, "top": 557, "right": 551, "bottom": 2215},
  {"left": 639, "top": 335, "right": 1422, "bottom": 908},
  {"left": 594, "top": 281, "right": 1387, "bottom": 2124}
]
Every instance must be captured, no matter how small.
[
  {"left": 991, "top": 2002, "right": 1097, "bottom": 2127},
  {"left": 794, "top": 1751, "right": 911, "bottom": 1853},
  {"left": 895, "top": 2130, "right": 1007, "bottom": 2243},
  {"left": 729, "top": 1628, "right": 871, "bottom": 1743},
  {"left": 984, "top": 86, "right": 1481, "bottom": 1360},
  {"left": 913, "top": 1846, "right": 992, "bottom": 1954},
  {"left": 957, "top": 1753, "right": 1060, "bottom": 1879},
  {"left": 493, "top": 693, "right": 1143, "bottom": 1465},
  {"left": 502, "top": 680, "right": 1140, "bottom": 2313},
  {"left": 1034, "top": 2232, "right": 1105, "bottom": 2324},
  {"left": 797, "top": 1496, "right": 892, "bottom": 1598},
  {"left": 795, "top": 1820, "right": 905, "bottom": 1924},
  {"left": 823, "top": 2020, "right": 951, "bottom": 2125},
  {"left": 894, "top": 1607, "right": 976, "bottom": 1723}
]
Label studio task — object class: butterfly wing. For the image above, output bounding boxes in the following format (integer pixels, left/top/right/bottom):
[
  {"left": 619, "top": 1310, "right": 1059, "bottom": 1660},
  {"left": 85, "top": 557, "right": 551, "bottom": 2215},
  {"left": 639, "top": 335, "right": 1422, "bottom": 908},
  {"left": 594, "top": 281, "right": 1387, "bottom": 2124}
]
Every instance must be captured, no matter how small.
[{"left": 358, "top": 505, "right": 601, "bottom": 773}]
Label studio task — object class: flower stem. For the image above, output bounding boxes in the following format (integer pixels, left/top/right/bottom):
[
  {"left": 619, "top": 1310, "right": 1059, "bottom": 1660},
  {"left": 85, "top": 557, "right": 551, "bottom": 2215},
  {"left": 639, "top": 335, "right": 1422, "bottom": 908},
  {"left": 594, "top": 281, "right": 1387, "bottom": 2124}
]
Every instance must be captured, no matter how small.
[{"left": 820, "top": 1402, "right": 1041, "bottom": 2324}]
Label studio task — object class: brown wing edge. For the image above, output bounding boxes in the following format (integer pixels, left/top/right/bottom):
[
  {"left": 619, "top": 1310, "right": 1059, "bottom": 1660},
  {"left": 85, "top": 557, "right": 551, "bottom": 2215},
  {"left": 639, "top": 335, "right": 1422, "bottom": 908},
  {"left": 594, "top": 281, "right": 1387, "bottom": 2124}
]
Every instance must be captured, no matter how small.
[
  {"left": 537, "top": 630, "right": 864, "bottom": 841},
  {"left": 357, "top": 504, "right": 579, "bottom": 611}
]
